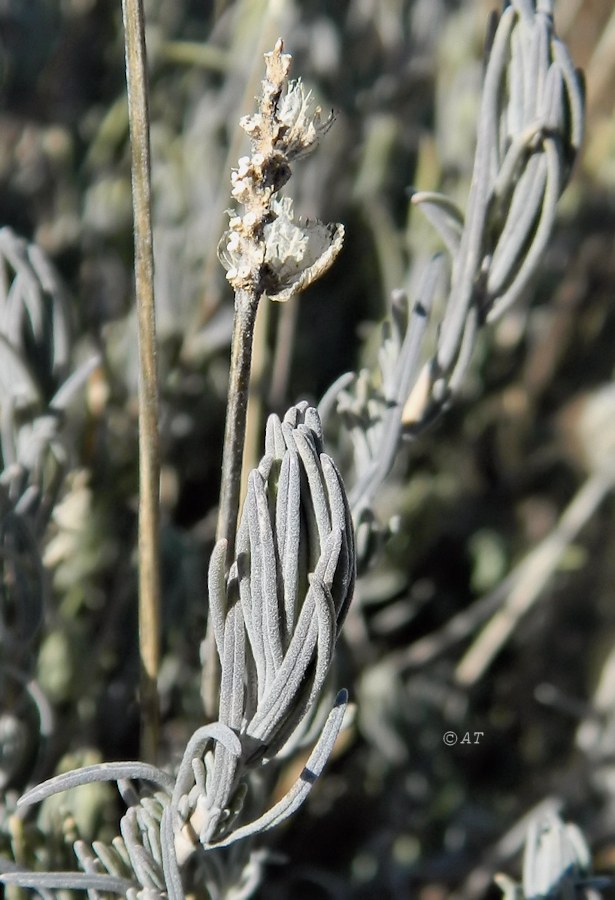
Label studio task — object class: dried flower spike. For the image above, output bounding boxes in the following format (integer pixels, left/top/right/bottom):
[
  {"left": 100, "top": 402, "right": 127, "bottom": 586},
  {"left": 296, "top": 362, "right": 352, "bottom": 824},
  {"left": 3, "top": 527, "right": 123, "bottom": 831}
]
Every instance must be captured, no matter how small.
[{"left": 218, "top": 39, "right": 344, "bottom": 302}]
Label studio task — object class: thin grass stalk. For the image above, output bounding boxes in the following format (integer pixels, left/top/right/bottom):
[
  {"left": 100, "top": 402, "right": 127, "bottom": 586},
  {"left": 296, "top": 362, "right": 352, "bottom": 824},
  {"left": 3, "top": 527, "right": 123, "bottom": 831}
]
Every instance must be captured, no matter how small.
[
  {"left": 455, "top": 470, "right": 613, "bottom": 686},
  {"left": 121, "top": 0, "right": 161, "bottom": 763}
]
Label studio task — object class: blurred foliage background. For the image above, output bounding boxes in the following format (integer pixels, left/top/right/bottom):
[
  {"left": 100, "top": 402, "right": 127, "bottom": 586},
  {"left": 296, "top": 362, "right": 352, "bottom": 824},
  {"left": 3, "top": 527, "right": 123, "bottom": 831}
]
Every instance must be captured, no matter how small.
[{"left": 1, "top": 0, "right": 615, "bottom": 897}]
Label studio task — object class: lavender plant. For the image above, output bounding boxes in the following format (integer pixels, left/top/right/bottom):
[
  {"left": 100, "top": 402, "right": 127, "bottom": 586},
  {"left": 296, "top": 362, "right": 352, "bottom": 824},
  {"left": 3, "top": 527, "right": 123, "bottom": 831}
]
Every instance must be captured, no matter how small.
[
  {"left": 495, "top": 813, "right": 608, "bottom": 900},
  {"left": 324, "top": 0, "right": 584, "bottom": 542},
  {"left": 0, "top": 410, "right": 351, "bottom": 894},
  {"left": 1, "top": 28, "right": 352, "bottom": 900},
  {"left": 1, "top": 404, "right": 350, "bottom": 895},
  {"left": 0, "top": 229, "right": 98, "bottom": 799}
]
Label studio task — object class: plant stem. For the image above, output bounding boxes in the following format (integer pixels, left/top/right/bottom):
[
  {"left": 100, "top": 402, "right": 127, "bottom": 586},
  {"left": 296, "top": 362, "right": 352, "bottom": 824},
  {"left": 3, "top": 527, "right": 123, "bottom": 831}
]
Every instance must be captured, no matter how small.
[
  {"left": 203, "top": 288, "right": 260, "bottom": 718},
  {"left": 122, "top": 0, "right": 161, "bottom": 763},
  {"left": 216, "top": 289, "right": 261, "bottom": 558},
  {"left": 240, "top": 296, "right": 270, "bottom": 501}
]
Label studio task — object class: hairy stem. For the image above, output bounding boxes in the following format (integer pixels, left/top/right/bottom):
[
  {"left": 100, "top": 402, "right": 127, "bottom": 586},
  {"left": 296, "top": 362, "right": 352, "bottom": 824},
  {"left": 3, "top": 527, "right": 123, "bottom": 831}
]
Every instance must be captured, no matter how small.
[
  {"left": 241, "top": 297, "right": 270, "bottom": 499},
  {"left": 203, "top": 287, "right": 261, "bottom": 717},
  {"left": 217, "top": 289, "right": 262, "bottom": 557},
  {"left": 122, "top": 0, "right": 161, "bottom": 763}
]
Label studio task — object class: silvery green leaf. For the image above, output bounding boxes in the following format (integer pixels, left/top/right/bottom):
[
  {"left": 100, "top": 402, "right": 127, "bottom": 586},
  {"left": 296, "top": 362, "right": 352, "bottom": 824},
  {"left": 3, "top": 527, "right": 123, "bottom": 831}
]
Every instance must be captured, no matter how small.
[
  {"left": 26, "top": 240, "right": 71, "bottom": 373},
  {"left": 0, "top": 870, "right": 136, "bottom": 895},
  {"left": 217, "top": 596, "right": 246, "bottom": 732},
  {"left": 73, "top": 838, "right": 107, "bottom": 891},
  {"left": 233, "top": 404, "right": 354, "bottom": 752},
  {"left": 552, "top": 35, "right": 584, "bottom": 155},
  {"left": 347, "top": 262, "right": 440, "bottom": 515},
  {"left": 120, "top": 806, "right": 164, "bottom": 889},
  {"left": 86, "top": 839, "right": 128, "bottom": 879},
  {"left": 317, "top": 371, "right": 355, "bottom": 428},
  {"left": 433, "top": 0, "right": 584, "bottom": 404},
  {"left": 292, "top": 425, "right": 331, "bottom": 549},
  {"left": 245, "top": 528, "right": 343, "bottom": 747},
  {"left": 276, "top": 448, "right": 301, "bottom": 644},
  {"left": 487, "top": 137, "right": 561, "bottom": 322},
  {"left": 0, "top": 333, "right": 41, "bottom": 408},
  {"left": 203, "top": 690, "right": 348, "bottom": 848},
  {"left": 0, "top": 227, "right": 71, "bottom": 383},
  {"left": 160, "top": 806, "right": 185, "bottom": 900},
  {"left": 411, "top": 191, "right": 465, "bottom": 256},
  {"left": 487, "top": 155, "right": 548, "bottom": 295},
  {"left": 19, "top": 762, "right": 175, "bottom": 807},
  {"left": 0, "top": 229, "right": 46, "bottom": 339},
  {"left": 520, "top": 813, "right": 608, "bottom": 899},
  {"left": 207, "top": 538, "right": 230, "bottom": 659},
  {"left": 49, "top": 354, "right": 101, "bottom": 412},
  {"left": 251, "top": 467, "right": 284, "bottom": 674},
  {"left": 172, "top": 722, "right": 242, "bottom": 812}
]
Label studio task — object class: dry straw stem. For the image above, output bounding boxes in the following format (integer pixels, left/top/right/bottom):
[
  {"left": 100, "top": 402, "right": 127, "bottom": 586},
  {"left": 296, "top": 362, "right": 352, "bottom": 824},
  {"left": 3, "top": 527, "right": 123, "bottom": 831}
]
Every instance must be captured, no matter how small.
[
  {"left": 455, "top": 470, "right": 614, "bottom": 686},
  {"left": 122, "top": 0, "right": 161, "bottom": 763}
]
